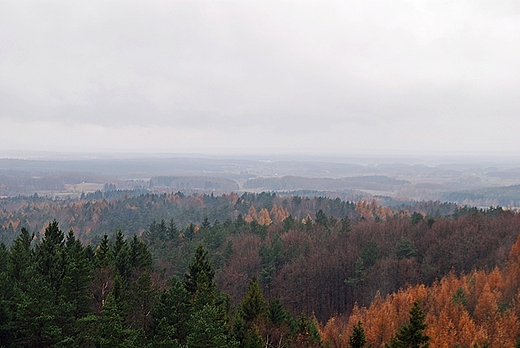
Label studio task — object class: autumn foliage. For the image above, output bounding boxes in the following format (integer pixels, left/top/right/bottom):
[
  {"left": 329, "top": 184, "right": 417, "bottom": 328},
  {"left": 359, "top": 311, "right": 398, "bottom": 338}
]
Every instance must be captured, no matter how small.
[
  {"left": 4, "top": 192, "right": 520, "bottom": 347},
  {"left": 321, "top": 233, "right": 520, "bottom": 348}
]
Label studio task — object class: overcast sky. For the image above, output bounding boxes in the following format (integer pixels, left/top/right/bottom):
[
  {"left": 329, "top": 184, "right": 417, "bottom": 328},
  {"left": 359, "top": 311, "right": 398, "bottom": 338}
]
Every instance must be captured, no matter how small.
[{"left": 1, "top": 1, "right": 520, "bottom": 157}]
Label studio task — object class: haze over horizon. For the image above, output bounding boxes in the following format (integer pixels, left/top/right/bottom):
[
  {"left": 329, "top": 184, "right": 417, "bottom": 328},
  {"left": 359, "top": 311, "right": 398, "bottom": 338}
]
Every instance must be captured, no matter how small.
[{"left": 2, "top": 1, "right": 520, "bottom": 157}]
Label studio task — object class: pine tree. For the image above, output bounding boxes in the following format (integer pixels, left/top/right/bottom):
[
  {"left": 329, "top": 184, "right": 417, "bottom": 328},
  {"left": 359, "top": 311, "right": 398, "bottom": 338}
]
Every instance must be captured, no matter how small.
[
  {"left": 4, "top": 228, "right": 36, "bottom": 346},
  {"left": 349, "top": 321, "right": 368, "bottom": 348},
  {"left": 148, "top": 317, "right": 181, "bottom": 348},
  {"left": 35, "top": 220, "right": 66, "bottom": 295},
  {"left": 295, "top": 312, "right": 322, "bottom": 346},
  {"left": 95, "top": 234, "right": 112, "bottom": 268},
  {"left": 14, "top": 268, "right": 62, "bottom": 347},
  {"left": 113, "top": 230, "right": 127, "bottom": 259},
  {"left": 240, "top": 276, "right": 267, "bottom": 323},
  {"left": 8, "top": 227, "right": 34, "bottom": 284},
  {"left": 97, "top": 294, "right": 141, "bottom": 347},
  {"left": 268, "top": 298, "right": 289, "bottom": 327},
  {"left": 151, "top": 277, "right": 192, "bottom": 345},
  {"left": 92, "top": 234, "right": 115, "bottom": 313},
  {"left": 184, "top": 223, "right": 196, "bottom": 241},
  {"left": 201, "top": 217, "right": 211, "bottom": 230},
  {"left": 127, "top": 272, "right": 156, "bottom": 332},
  {"left": 184, "top": 245, "right": 216, "bottom": 306},
  {"left": 129, "top": 235, "right": 152, "bottom": 271},
  {"left": 242, "top": 325, "right": 264, "bottom": 348},
  {"left": 0, "top": 243, "right": 13, "bottom": 347},
  {"left": 182, "top": 246, "right": 236, "bottom": 347},
  {"left": 341, "top": 215, "right": 352, "bottom": 232},
  {"left": 113, "top": 231, "right": 131, "bottom": 283},
  {"left": 167, "top": 219, "right": 179, "bottom": 240},
  {"left": 386, "top": 302, "right": 429, "bottom": 348},
  {"left": 28, "top": 221, "right": 70, "bottom": 344},
  {"left": 315, "top": 209, "right": 328, "bottom": 228},
  {"left": 59, "top": 229, "right": 93, "bottom": 338},
  {"left": 186, "top": 304, "right": 238, "bottom": 348}
]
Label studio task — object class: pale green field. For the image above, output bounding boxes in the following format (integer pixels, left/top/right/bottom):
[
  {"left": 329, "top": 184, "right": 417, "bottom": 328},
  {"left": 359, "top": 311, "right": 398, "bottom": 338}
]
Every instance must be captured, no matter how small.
[
  {"left": 35, "top": 182, "right": 106, "bottom": 198},
  {"left": 64, "top": 182, "right": 105, "bottom": 193}
]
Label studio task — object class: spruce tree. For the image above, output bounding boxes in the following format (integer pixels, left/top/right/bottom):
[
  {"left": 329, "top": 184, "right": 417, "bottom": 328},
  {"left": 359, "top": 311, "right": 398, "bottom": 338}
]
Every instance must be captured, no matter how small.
[
  {"left": 184, "top": 245, "right": 216, "bottom": 306},
  {"left": 95, "top": 234, "right": 112, "bottom": 268},
  {"left": 8, "top": 227, "right": 34, "bottom": 284},
  {"left": 186, "top": 304, "right": 238, "bottom": 348},
  {"left": 240, "top": 276, "right": 267, "bottom": 323},
  {"left": 0, "top": 243, "right": 13, "bottom": 346},
  {"left": 386, "top": 302, "right": 429, "bottom": 348},
  {"left": 183, "top": 245, "right": 235, "bottom": 347},
  {"left": 97, "top": 294, "right": 141, "bottom": 347},
  {"left": 59, "top": 229, "right": 92, "bottom": 338},
  {"left": 14, "top": 268, "right": 61, "bottom": 347},
  {"left": 349, "top": 321, "right": 367, "bottom": 348},
  {"left": 113, "top": 231, "right": 131, "bottom": 283},
  {"left": 268, "top": 298, "right": 289, "bottom": 327},
  {"left": 129, "top": 235, "right": 152, "bottom": 270},
  {"left": 35, "top": 220, "right": 66, "bottom": 295},
  {"left": 151, "top": 277, "right": 192, "bottom": 345},
  {"left": 295, "top": 312, "right": 322, "bottom": 346}
]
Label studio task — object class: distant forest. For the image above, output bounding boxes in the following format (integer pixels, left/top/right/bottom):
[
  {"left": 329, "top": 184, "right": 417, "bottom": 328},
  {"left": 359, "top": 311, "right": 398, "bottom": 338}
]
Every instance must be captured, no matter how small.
[
  {"left": 2, "top": 190, "right": 520, "bottom": 346},
  {"left": 4, "top": 160, "right": 520, "bottom": 207}
]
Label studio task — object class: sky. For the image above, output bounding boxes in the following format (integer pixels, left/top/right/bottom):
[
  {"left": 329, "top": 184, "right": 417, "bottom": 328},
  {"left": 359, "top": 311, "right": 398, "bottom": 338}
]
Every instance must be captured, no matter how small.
[{"left": 1, "top": 1, "right": 520, "bottom": 157}]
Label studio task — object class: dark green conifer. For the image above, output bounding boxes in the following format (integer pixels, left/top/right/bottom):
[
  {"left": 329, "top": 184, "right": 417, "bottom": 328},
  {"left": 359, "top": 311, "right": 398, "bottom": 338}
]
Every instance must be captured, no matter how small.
[
  {"left": 349, "top": 321, "right": 368, "bottom": 348},
  {"left": 184, "top": 245, "right": 216, "bottom": 303},
  {"left": 113, "top": 231, "right": 132, "bottom": 283},
  {"left": 268, "top": 298, "right": 289, "bottom": 326},
  {"left": 151, "top": 277, "right": 192, "bottom": 345},
  {"left": 127, "top": 272, "right": 156, "bottom": 332},
  {"left": 240, "top": 276, "right": 267, "bottom": 323},
  {"left": 386, "top": 302, "right": 429, "bottom": 348},
  {"left": 0, "top": 243, "right": 13, "bottom": 346},
  {"left": 315, "top": 209, "right": 328, "bottom": 228},
  {"left": 201, "top": 217, "right": 211, "bottom": 230},
  {"left": 35, "top": 220, "right": 66, "bottom": 295},
  {"left": 295, "top": 312, "right": 321, "bottom": 346},
  {"left": 8, "top": 227, "right": 34, "bottom": 284},
  {"left": 341, "top": 215, "right": 352, "bottom": 232},
  {"left": 186, "top": 304, "right": 238, "bottom": 348},
  {"left": 59, "top": 229, "right": 92, "bottom": 337},
  {"left": 97, "top": 294, "right": 141, "bottom": 347},
  {"left": 129, "top": 235, "right": 152, "bottom": 270},
  {"left": 95, "top": 234, "right": 112, "bottom": 268}
]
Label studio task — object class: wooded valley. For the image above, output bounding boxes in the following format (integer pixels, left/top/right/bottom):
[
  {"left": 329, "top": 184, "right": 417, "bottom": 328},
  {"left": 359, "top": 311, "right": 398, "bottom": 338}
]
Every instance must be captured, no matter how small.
[{"left": 1, "top": 191, "right": 520, "bottom": 347}]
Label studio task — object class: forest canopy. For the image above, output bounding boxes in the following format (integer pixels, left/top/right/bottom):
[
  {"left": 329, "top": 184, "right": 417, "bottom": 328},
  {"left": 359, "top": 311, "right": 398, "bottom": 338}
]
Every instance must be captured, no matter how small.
[{"left": 1, "top": 191, "right": 520, "bottom": 347}]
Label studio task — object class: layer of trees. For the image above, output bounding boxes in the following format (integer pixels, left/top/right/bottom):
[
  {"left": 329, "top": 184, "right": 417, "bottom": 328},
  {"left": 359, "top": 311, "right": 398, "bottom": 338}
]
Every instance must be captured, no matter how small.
[
  {"left": 0, "top": 191, "right": 460, "bottom": 246},
  {"left": 443, "top": 184, "right": 520, "bottom": 207},
  {"left": 0, "top": 172, "right": 109, "bottom": 196},
  {"left": 144, "top": 205, "right": 520, "bottom": 322},
  {"left": 5, "top": 214, "right": 519, "bottom": 347},
  {"left": 2, "top": 192, "right": 520, "bottom": 346},
  {"left": 0, "top": 221, "right": 324, "bottom": 347},
  {"left": 149, "top": 176, "right": 239, "bottom": 191},
  {"left": 321, "top": 233, "right": 520, "bottom": 347}
]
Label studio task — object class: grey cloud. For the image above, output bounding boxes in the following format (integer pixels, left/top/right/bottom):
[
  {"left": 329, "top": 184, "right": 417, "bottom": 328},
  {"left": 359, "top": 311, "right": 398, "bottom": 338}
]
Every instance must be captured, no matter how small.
[{"left": 1, "top": 1, "right": 520, "bottom": 155}]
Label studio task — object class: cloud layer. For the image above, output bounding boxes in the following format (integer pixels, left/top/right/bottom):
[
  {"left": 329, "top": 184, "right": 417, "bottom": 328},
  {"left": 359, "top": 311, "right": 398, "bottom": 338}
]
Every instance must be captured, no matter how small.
[{"left": 1, "top": 1, "right": 520, "bottom": 156}]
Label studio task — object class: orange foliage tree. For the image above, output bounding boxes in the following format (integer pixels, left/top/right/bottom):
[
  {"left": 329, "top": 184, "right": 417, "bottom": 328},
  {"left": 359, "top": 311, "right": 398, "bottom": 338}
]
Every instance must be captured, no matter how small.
[{"left": 321, "top": 234, "right": 520, "bottom": 348}]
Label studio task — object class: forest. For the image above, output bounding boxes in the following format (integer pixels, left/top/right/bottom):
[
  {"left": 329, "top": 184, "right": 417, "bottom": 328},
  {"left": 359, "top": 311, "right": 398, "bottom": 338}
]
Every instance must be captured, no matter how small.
[
  {"left": 4, "top": 156, "right": 520, "bottom": 205},
  {"left": 1, "top": 191, "right": 520, "bottom": 346}
]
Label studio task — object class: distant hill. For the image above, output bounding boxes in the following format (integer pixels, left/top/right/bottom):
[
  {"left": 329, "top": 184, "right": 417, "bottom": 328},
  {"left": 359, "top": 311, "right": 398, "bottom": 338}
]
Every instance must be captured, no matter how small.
[
  {"left": 443, "top": 184, "right": 520, "bottom": 207},
  {"left": 150, "top": 176, "right": 239, "bottom": 191},
  {"left": 243, "top": 175, "right": 409, "bottom": 191}
]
